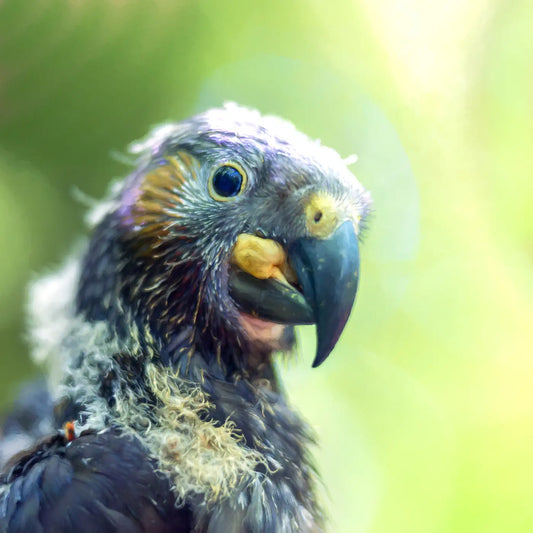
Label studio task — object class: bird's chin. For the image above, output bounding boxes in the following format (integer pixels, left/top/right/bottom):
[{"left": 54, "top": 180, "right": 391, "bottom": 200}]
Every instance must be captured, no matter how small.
[{"left": 237, "top": 312, "right": 290, "bottom": 351}]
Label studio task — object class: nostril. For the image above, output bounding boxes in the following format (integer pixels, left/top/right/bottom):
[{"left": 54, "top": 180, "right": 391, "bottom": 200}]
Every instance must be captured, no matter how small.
[{"left": 305, "top": 194, "right": 339, "bottom": 238}]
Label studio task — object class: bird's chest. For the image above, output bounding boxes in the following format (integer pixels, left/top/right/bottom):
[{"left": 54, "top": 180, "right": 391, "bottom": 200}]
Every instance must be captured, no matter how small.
[
  {"left": 183, "top": 382, "right": 322, "bottom": 532},
  {"left": 134, "top": 372, "right": 322, "bottom": 532}
]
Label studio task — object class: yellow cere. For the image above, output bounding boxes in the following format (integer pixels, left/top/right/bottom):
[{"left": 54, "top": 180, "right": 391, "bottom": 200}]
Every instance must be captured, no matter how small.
[{"left": 304, "top": 193, "right": 340, "bottom": 239}]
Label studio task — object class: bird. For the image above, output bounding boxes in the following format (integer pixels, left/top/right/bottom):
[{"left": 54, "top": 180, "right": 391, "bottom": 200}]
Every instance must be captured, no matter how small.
[{"left": 0, "top": 103, "right": 371, "bottom": 533}]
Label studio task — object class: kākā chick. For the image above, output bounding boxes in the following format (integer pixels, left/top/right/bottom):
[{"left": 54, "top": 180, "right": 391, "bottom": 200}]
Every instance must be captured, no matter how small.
[{"left": 0, "top": 103, "right": 371, "bottom": 533}]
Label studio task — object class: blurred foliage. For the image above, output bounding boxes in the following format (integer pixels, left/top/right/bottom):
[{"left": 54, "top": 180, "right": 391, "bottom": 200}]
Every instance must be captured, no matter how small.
[{"left": 1, "top": 1, "right": 532, "bottom": 532}]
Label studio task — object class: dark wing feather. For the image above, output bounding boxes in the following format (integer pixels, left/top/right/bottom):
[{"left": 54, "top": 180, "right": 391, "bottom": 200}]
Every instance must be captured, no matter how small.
[
  {"left": 0, "top": 380, "right": 55, "bottom": 470},
  {"left": 0, "top": 429, "right": 192, "bottom": 533}
]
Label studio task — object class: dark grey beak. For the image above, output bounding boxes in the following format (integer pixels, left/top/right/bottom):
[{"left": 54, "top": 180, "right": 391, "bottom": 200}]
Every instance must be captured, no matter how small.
[
  {"left": 289, "top": 220, "right": 360, "bottom": 367},
  {"left": 228, "top": 220, "right": 360, "bottom": 367},
  {"left": 228, "top": 270, "right": 315, "bottom": 325}
]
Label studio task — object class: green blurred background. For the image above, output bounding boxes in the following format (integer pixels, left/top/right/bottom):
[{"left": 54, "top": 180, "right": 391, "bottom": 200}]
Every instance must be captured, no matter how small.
[{"left": 1, "top": 1, "right": 532, "bottom": 531}]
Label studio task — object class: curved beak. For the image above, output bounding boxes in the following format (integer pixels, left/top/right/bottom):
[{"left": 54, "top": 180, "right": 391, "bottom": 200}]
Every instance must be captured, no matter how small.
[
  {"left": 289, "top": 220, "right": 360, "bottom": 367},
  {"left": 228, "top": 220, "right": 360, "bottom": 367}
]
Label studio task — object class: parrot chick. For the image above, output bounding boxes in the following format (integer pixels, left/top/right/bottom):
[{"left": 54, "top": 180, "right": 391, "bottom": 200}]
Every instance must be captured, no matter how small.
[{"left": 0, "top": 103, "right": 371, "bottom": 533}]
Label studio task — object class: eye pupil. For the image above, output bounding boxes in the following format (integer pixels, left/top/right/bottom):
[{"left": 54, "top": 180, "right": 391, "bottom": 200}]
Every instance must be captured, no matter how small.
[{"left": 212, "top": 166, "right": 243, "bottom": 198}]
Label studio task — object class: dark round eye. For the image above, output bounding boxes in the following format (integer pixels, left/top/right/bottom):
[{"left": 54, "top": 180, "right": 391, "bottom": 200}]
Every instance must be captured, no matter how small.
[{"left": 209, "top": 164, "right": 246, "bottom": 200}]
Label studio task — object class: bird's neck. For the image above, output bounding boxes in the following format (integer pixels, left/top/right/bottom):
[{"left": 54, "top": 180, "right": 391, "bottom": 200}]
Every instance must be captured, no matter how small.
[
  {"left": 54, "top": 316, "right": 323, "bottom": 532},
  {"left": 29, "top": 254, "right": 323, "bottom": 530}
]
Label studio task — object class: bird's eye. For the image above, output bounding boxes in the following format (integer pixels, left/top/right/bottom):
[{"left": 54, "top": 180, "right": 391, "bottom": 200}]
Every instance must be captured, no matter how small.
[{"left": 209, "top": 164, "right": 247, "bottom": 201}]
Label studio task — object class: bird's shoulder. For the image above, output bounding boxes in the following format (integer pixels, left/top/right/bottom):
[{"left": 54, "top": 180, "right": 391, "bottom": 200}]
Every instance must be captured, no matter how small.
[{"left": 0, "top": 427, "right": 192, "bottom": 533}]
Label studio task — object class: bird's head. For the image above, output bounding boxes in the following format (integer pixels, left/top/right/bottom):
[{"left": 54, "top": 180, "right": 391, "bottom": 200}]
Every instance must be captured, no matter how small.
[{"left": 76, "top": 104, "right": 371, "bottom": 375}]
